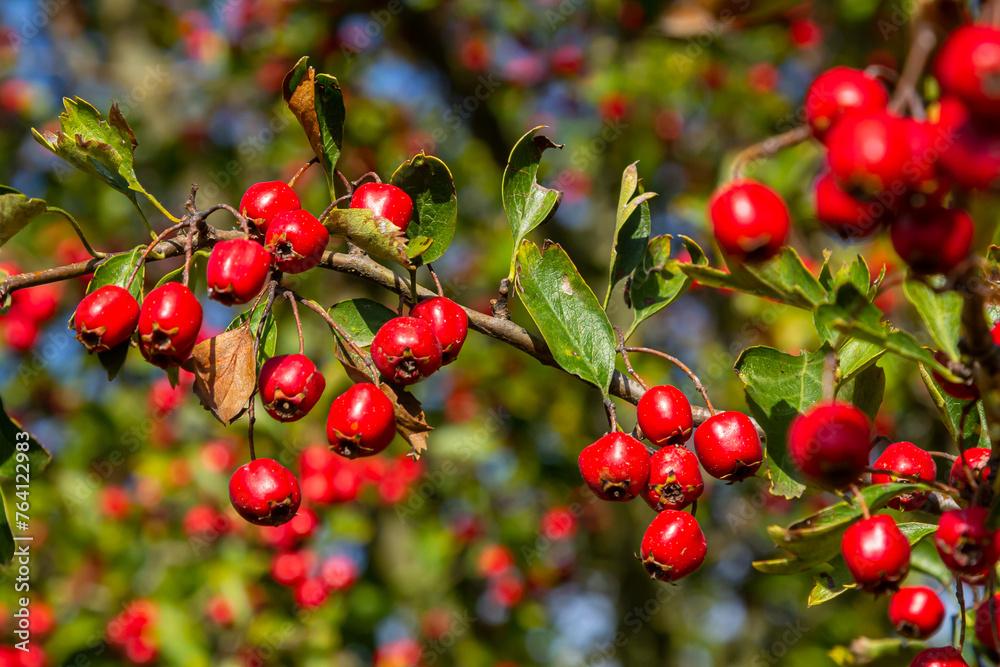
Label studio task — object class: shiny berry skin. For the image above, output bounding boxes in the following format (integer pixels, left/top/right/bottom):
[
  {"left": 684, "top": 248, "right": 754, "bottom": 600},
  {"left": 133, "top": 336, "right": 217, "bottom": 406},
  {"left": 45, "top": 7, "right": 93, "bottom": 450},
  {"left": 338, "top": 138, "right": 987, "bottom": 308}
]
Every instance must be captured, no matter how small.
[
  {"left": 814, "top": 171, "right": 890, "bottom": 241},
  {"left": 206, "top": 239, "right": 271, "bottom": 305},
  {"left": 640, "top": 509, "right": 707, "bottom": 582},
  {"left": 890, "top": 206, "right": 974, "bottom": 276},
  {"left": 228, "top": 457, "right": 302, "bottom": 527},
  {"left": 708, "top": 179, "right": 790, "bottom": 263},
  {"left": 841, "top": 515, "right": 911, "bottom": 594},
  {"left": 258, "top": 354, "right": 326, "bottom": 422},
  {"left": 410, "top": 297, "right": 468, "bottom": 365},
  {"left": 787, "top": 401, "right": 872, "bottom": 488},
  {"left": 264, "top": 209, "right": 329, "bottom": 274},
  {"left": 804, "top": 66, "right": 889, "bottom": 140},
  {"left": 577, "top": 431, "right": 650, "bottom": 501},
  {"left": 827, "top": 112, "right": 913, "bottom": 195},
  {"left": 934, "top": 507, "right": 999, "bottom": 578},
  {"left": 73, "top": 285, "right": 140, "bottom": 353},
  {"left": 239, "top": 181, "right": 300, "bottom": 234},
  {"left": 371, "top": 316, "right": 443, "bottom": 385},
  {"left": 137, "top": 282, "right": 203, "bottom": 368},
  {"left": 975, "top": 594, "right": 1000, "bottom": 652},
  {"left": 936, "top": 97, "right": 1000, "bottom": 190},
  {"left": 910, "top": 647, "right": 969, "bottom": 667},
  {"left": 935, "top": 25, "right": 1000, "bottom": 119},
  {"left": 870, "top": 442, "right": 935, "bottom": 511},
  {"left": 932, "top": 350, "right": 979, "bottom": 401},
  {"left": 949, "top": 447, "right": 991, "bottom": 499},
  {"left": 637, "top": 385, "right": 694, "bottom": 447},
  {"left": 326, "top": 383, "right": 397, "bottom": 458},
  {"left": 350, "top": 182, "right": 414, "bottom": 231},
  {"left": 889, "top": 586, "right": 945, "bottom": 640},
  {"left": 641, "top": 445, "right": 703, "bottom": 511},
  {"left": 693, "top": 411, "right": 763, "bottom": 482}
]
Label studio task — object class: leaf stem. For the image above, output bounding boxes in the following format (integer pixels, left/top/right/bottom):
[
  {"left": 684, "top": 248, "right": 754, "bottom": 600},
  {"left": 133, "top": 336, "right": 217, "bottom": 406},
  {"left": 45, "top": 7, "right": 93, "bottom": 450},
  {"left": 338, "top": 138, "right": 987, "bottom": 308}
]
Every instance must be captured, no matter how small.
[
  {"left": 603, "top": 397, "right": 618, "bottom": 432},
  {"left": 45, "top": 207, "right": 104, "bottom": 258},
  {"left": 282, "top": 288, "right": 377, "bottom": 381},
  {"left": 849, "top": 483, "right": 871, "bottom": 520},
  {"left": 408, "top": 268, "right": 419, "bottom": 309},
  {"left": 131, "top": 199, "right": 158, "bottom": 240},
  {"left": 624, "top": 346, "right": 713, "bottom": 414},
  {"left": 614, "top": 326, "right": 648, "bottom": 390},
  {"left": 426, "top": 264, "right": 444, "bottom": 297},
  {"left": 142, "top": 191, "right": 182, "bottom": 223}
]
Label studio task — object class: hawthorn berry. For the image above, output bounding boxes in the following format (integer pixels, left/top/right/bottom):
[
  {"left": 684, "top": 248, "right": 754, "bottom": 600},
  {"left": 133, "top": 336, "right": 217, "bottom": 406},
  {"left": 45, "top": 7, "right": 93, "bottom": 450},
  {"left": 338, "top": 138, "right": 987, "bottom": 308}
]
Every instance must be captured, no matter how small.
[
  {"left": 270, "top": 549, "right": 315, "bottom": 587},
  {"left": 410, "top": 297, "right": 468, "bottom": 365},
  {"left": 577, "top": 431, "right": 650, "bottom": 501},
  {"left": 293, "top": 577, "right": 330, "bottom": 609},
  {"left": 935, "top": 25, "right": 1000, "bottom": 119},
  {"left": 841, "top": 514, "right": 911, "bottom": 594},
  {"left": 636, "top": 385, "right": 694, "bottom": 447},
  {"left": 229, "top": 457, "right": 302, "bottom": 527},
  {"left": 708, "top": 179, "right": 790, "bottom": 263},
  {"left": 265, "top": 209, "right": 329, "bottom": 274},
  {"left": 137, "top": 282, "right": 203, "bottom": 368},
  {"left": 814, "top": 171, "right": 890, "bottom": 241},
  {"left": 804, "top": 66, "right": 888, "bottom": 139},
  {"left": 870, "top": 442, "right": 935, "bottom": 511},
  {"left": 350, "top": 182, "right": 414, "bottom": 231},
  {"left": 321, "top": 554, "right": 360, "bottom": 592},
  {"left": 975, "top": 594, "right": 1000, "bottom": 652},
  {"left": 639, "top": 509, "right": 707, "bottom": 582},
  {"left": 889, "top": 586, "right": 945, "bottom": 640},
  {"left": 693, "top": 411, "right": 763, "bottom": 482},
  {"left": 827, "top": 111, "right": 912, "bottom": 195},
  {"left": 787, "top": 401, "right": 872, "bottom": 488},
  {"left": 73, "top": 285, "right": 140, "bottom": 353},
  {"left": 889, "top": 206, "right": 974, "bottom": 275},
  {"left": 936, "top": 97, "right": 1000, "bottom": 191},
  {"left": 371, "top": 316, "right": 443, "bottom": 385},
  {"left": 258, "top": 354, "right": 326, "bottom": 422},
  {"left": 931, "top": 351, "right": 979, "bottom": 401},
  {"left": 934, "top": 507, "right": 999, "bottom": 579},
  {"left": 239, "top": 180, "right": 300, "bottom": 233},
  {"left": 326, "top": 383, "right": 397, "bottom": 458},
  {"left": 949, "top": 447, "right": 991, "bottom": 499},
  {"left": 641, "top": 445, "right": 704, "bottom": 511},
  {"left": 910, "top": 647, "right": 969, "bottom": 667},
  {"left": 206, "top": 238, "right": 271, "bottom": 305}
]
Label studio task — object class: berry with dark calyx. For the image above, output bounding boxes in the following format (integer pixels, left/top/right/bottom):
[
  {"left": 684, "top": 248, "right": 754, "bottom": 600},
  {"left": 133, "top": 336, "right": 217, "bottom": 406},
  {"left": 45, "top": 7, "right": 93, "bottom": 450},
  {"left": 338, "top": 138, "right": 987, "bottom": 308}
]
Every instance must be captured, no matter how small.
[
  {"left": 804, "top": 66, "right": 889, "bottom": 139},
  {"left": 639, "top": 509, "right": 707, "bottom": 582},
  {"left": 889, "top": 206, "right": 974, "bottom": 276},
  {"left": 641, "top": 445, "right": 703, "bottom": 511},
  {"left": 910, "top": 647, "right": 969, "bottom": 667},
  {"left": 931, "top": 351, "right": 978, "bottom": 401},
  {"left": 814, "top": 171, "right": 891, "bottom": 241},
  {"left": 350, "top": 182, "right": 414, "bottom": 231},
  {"left": 949, "top": 447, "right": 991, "bottom": 499},
  {"left": 841, "top": 514, "right": 911, "bottom": 594},
  {"left": 258, "top": 354, "right": 326, "bottom": 422},
  {"left": 239, "top": 181, "right": 300, "bottom": 234},
  {"left": 206, "top": 238, "right": 271, "bottom": 305},
  {"left": 326, "top": 383, "right": 397, "bottom": 458},
  {"left": 264, "top": 209, "right": 329, "bottom": 274},
  {"left": 410, "top": 297, "right": 468, "bottom": 365},
  {"left": 229, "top": 458, "right": 302, "bottom": 527},
  {"left": 827, "top": 111, "right": 913, "bottom": 195},
  {"left": 975, "top": 593, "right": 1000, "bottom": 652},
  {"left": 870, "top": 442, "right": 935, "bottom": 511},
  {"left": 934, "top": 507, "right": 999, "bottom": 578},
  {"left": 935, "top": 25, "right": 1000, "bottom": 119},
  {"left": 73, "top": 285, "right": 140, "bottom": 353},
  {"left": 137, "top": 282, "right": 203, "bottom": 369},
  {"left": 787, "top": 401, "right": 872, "bottom": 488},
  {"left": 578, "top": 431, "right": 650, "bottom": 502},
  {"left": 708, "top": 179, "right": 790, "bottom": 263},
  {"left": 371, "top": 316, "right": 443, "bottom": 385},
  {"left": 889, "top": 586, "right": 945, "bottom": 640},
  {"left": 693, "top": 411, "right": 763, "bottom": 482},
  {"left": 637, "top": 385, "right": 694, "bottom": 447}
]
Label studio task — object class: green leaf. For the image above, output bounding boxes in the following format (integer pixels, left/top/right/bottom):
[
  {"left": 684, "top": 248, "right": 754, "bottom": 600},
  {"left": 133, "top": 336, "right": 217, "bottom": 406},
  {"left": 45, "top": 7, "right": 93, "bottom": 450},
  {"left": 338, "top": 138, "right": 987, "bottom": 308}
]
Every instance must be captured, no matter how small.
[
  {"left": 626, "top": 235, "right": 693, "bottom": 339},
  {"left": 502, "top": 127, "right": 563, "bottom": 280},
  {"left": 227, "top": 301, "right": 277, "bottom": 369},
  {"left": 837, "top": 338, "right": 886, "bottom": 384},
  {"left": 0, "top": 186, "right": 48, "bottom": 247},
  {"left": 87, "top": 245, "right": 145, "bottom": 301},
  {"left": 328, "top": 298, "right": 397, "bottom": 348},
  {"left": 97, "top": 339, "right": 131, "bottom": 382},
  {"left": 919, "top": 364, "right": 991, "bottom": 450},
  {"left": 281, "top": 57, "right": 345, "bottom": 200},
  {"left": 515, "top": 240, "right": 616, "bottom": 395},
  {"left": 154, "top": 249, "right": 211, "bottom": 295},
  {"left": 910, "top": 538, "right": 952, "bottom": 586},
  {"left": 829, "top": 637, "right": 925, "bottom": 666},
  {"left": 604, "top": 163, "right": 654, "bottom": 307},
  {"left": 903, "top": 279, "right": 962, "bottom": 360},
  {"left": 323, "top": 208, "right": 423, "bottom": 270},
  {"left": 390, "top": 153, "right": 458, "bottom": 265},
  {"left": 0, "top": 395, "right": 51, "bottom": 481}
]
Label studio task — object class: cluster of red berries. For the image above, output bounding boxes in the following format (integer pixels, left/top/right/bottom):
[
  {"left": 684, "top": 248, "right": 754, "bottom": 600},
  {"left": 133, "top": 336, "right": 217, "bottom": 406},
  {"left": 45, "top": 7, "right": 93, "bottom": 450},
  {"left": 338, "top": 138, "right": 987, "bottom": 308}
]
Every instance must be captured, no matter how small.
[
  {"left": 0, "top": 262, "right": 62, "bottom": 353},
  {"left": 105, "top": 599, "right": 158, "bottom": 665}
]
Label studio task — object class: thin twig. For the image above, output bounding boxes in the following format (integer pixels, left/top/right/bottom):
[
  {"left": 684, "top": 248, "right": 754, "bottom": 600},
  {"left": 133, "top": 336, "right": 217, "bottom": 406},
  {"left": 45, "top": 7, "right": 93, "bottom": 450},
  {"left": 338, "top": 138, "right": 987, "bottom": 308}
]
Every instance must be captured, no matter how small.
[
  {"left": 126, "top": 221, "right": 187, "bottom": 291},
  {"left": 285, "top": 291, "right": 305, "bottom": 355},
  {"left": 603, "top": 397, "right": 618, "bottom": 432},
  {"left": 427, "top": 264, "right": 444, "bottom": 297},
  {"left": 888, "top": 20, "right": 936, "bottom": 115},
  {"left": 958, "top": 581, "right": 968, "bottom": 649},
  {"left": 849, "top": 483, "right": 871, "bottom": 520},
  {"left": 614, "top": 326, "right": 648, "bottom": 390},
  {"left": 624, "top": 346, "right": 713, "bottom": 414},
  {"left": 283, "top": 288, "right": 378, "bottom": 381},
  {"left": 408, "top": 268, "right": 419, "bottom": 310},
  {"left": 353, "top": 170, "right": 382, "bottom": 187},
  {"left": 287, "top": 157, "right": 319, "bottom": 188},
  {"left": 863, "top": 466, "right": 960, "bottom": 498},
  {"left": 320, "top": 194, "right": 352, "bottom": 222}
]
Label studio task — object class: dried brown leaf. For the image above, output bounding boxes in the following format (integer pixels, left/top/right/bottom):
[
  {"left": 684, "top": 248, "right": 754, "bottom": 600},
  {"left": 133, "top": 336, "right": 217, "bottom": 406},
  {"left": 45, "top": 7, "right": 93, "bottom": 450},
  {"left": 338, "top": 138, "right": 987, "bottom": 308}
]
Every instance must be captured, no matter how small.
[{"left": 182, "top": 322, "right": 257, "bottom": 424}]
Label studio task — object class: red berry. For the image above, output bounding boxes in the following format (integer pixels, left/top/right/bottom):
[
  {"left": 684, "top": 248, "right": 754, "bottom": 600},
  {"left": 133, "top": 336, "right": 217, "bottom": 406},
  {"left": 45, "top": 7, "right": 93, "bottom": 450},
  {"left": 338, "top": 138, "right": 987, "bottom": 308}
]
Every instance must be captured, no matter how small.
[
  {"left": 1, "top": 310, "right": 39, "bottom": 352},
  {"left": 229, "top": 458, "right": 302, "bottom": 527},
  {"left": 258, "top": 354, "right": 326, "bottom": 422},
  {"left": 349, "top": 182, "right": 414, "bottom": 231},
  {"left": 693, "top": 411, "right": 763, "bottom": 482},
  {"left": 910, "top": 647, "right": 969, "bottom": 667},
  {"left": 637, "top": 385, "right": 694, "bottom": 447},
  {"left": 787, "top": 401, "right": 872, "bottom": 488},
  {"left": 889, "top": 586, "right": 945, "bottom": 640},
  {"left": 932, "top": 350, "right": 979, "bottom": 400},
  {"left": 889, "top": 206, "right": 974, "bottom": 275},
  {"left": 936, "top": 97, "right": 1000, "bottom": 190},
  {"left": 321, "top": 554, "right": 360, "bottom": 592},
  {"left": 371, "top": 316, "right": 443, "bottom": 385},
  {"left": 326, "top": 383, "right": 397, "bottom": 458},
  {"left": 299, "top": 444, "right": 363, "bottom": 504},
  {"left": 870, "top": 442, "right": 935, "bottom": 511},
  {"left": 639, "top": 509, "right": 707, "bottom": 582},
  {"left": 827, "top": 111, "right": 913, "bottom": 195},
  {"left": 137, "top": 282, "right": 203, "bottom": 368},
  {"left": 270, "top": 549, "right": 315, "bottom": 587},
  {"left": 264, "top": 209, "right": 329, "bottom": 274},
  {"left": 293, "top": 576, "right": 329, "bottom": 609},
  {"left": 73, "top": 285, "right": 140, "bottom": 353},
  {"left": 708, "top": 179, "right": 790, "bottom": 263},
  {"left": 814, "top": 171, "right": 890, "bottom": 241},
  {"left": 804, "top": 66, "right": 889, "bottom": 140},
  {"left": 934, "top": 507, "right": 999, "bottom": 579},
  {"left": 539, "top": 506, "right": 578, "bottom": 540},
  {"left": 949, "top": 447, "right": 991, "bottom": 499},
  {"left": 577, "top": 431, "right": 650, "bottom": 501},
  {"left": 935, "top": 25, "right": 1000, "bottom": 119},
  {"left": 975, "top": 593, "right": 1000, "bottom": 652},
  {"left": 239, "top": 181, "right": 300, "bottom": 233},
  {"left": 902, "top": 118, "right": 952, "bottom": 196},
  {"left": 841, "top": 514, "right": 911, "bottom": 593},
  {"left": 641, "top": 445, "right": 704, "bottom": 511},
  {"left": 206, "top": 238, "right": 272, "bottom": 305},
  {"left": 410, "top": 297, "right": 468, "bottom": 365}
]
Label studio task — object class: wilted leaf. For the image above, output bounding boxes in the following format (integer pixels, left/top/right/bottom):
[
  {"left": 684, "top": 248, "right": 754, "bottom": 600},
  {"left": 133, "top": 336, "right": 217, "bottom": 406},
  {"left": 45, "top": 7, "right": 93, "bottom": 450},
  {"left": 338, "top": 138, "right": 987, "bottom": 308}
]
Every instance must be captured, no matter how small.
[
  {"left": 183, "top": 323, "right": 257, "bottom": 424},
  {"left": 380, "top": 381, "right": 432, "bottom": 458},
  {"left": 282, "top": 57, "right": 345, "bottom": 200},
  {"left": 0, "top": 186, "right": 48, "bottom": 248},
  {"left": 323, "top": 208, "right": 421, "bottom": 269},
  {"left": 226, "top": 300, "right": 278, "bottom": 370}
]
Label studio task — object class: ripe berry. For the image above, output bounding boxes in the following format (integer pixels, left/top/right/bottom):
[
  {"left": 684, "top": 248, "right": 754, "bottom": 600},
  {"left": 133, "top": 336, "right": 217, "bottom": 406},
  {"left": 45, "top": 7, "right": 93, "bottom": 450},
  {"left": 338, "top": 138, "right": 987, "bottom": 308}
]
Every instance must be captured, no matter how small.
[
  {"left": 827, "top": 111, "right": 912, "bottom": 195},
  {"left": 410, "top": 297, "right": 468, "bottom": 365},
  {"left": 641, "top": 445, "right": 704, "bottom": 511},
  {"left": 326, "top": 383, "right": 397, "bottom": 458},
  {"left": 870, "top": 442, "right": 935, "bottom": 511},
  {"left": 949, "top": 447, "right": 991, "bottom": 499},
  {"left": 804, "top": 66, "right": 889, "bottom": 139},
  {"left": 889, "top": 586, "right": 945, "bottom": 640},
  {"left": 889, "top": 206, "right": 974, "bottom": 275},
  {"left": 137, "top": 282, "right": 203, "bottom": 368},
  {"left": 265, "top": 209, "right": 329, "bottom": 274},
  {"left": 935, "top": 25, "right": 1000, "bottom": 119},
  {"left": 708, "top": 179, "right": 790, "bottom": 263},
  {"left": 910, "top": 647, "right": 969, "bottom": 667},
  {"left": 270, "top": 550, "right": 315, "bottom": 587},
  {"left": 321, "top": 554, "right": 360, "bottom": 592},
  {"left": 349, "top": 182, "right": 414, "bottom": 232},
  {"left": 975, "top": 594, "right": 1000, "bottom": 652},
  {"left": 229, "top": 458, "right": 302, "bottom": 527},
  {"left": 934, "top": 507, "right": 999, "bottom": 579},
  {"left": 239, "top": 181, "right": 300, "bottom": 233},
  {"left": 637, "top": 385, "right": 694, "bottom": 447},
  {"left": 640, "top": 509, "right": 707, "bottom": 582},
  {"left": 693, "top": 411, "right": 763, "bottom": 482},
  {"left": 293, "top": 577, "right": 329, "bottom": 609},
  {"left": 787, "top": 401, "right": 872, "bottom": 488},
  {"left": 206, "top": 238, "right": 271, "bottom": 305},
  {"left": 371, "top": 316, "right": 443, "bottom": 385},
  {"left": 932, "top": 351, "right": 979, "bottom": 401},
  {"left": 73, "top": 285, "right": 140, "bottom": 353},
  {"left": 257, "top": 354, "right": 326, "bottom": 422},
  {"left": 841, "top": 515, "right": 911, "bottom": 593},
  {"left": 814, "top": 171, "right": 890, "bottom": 241},
  {"left": 936, "top": 97, "right": 1000, "bottom": 190},
  {"left": 577, "top": 431, "right": 650, "bottom": 501}
]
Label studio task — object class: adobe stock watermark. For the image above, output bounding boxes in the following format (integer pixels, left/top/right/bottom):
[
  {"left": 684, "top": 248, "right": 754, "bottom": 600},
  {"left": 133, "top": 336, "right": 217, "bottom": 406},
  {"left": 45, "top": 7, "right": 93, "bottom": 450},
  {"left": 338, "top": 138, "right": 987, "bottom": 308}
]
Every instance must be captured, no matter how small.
[
  {"left": 339, "top": 0, "right": 406, "bottom": 62},
  {"left": 666, "top": 0, "right": 752, "bottom": 74}
]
